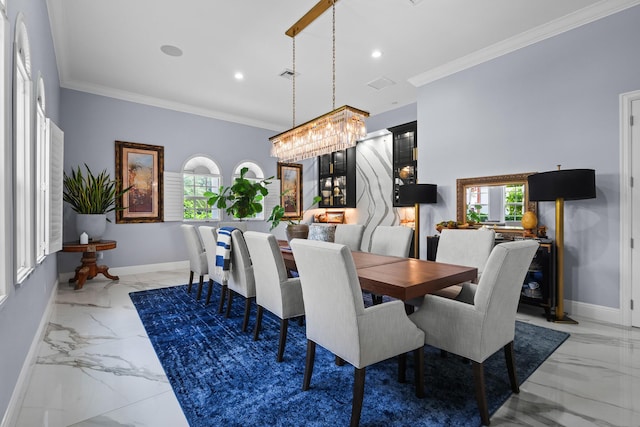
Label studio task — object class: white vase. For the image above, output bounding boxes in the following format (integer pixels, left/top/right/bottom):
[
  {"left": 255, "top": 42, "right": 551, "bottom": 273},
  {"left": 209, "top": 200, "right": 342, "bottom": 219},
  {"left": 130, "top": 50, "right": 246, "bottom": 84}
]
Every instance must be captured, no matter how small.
[{"left": 76, "top": 214, "right": 107, "bottom": 242}]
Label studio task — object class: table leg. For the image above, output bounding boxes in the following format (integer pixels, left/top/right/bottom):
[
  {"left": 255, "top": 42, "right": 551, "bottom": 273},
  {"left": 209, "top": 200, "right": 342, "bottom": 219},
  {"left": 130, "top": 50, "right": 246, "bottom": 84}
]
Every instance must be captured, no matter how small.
[{"left": 68, "top": 251, "right": 119, "bottom": 290}]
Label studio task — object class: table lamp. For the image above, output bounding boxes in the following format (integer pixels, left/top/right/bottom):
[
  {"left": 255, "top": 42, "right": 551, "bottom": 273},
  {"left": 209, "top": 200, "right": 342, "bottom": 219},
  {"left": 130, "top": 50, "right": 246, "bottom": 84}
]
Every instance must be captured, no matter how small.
[
  {"left": 528, "top": 166, "right": 596, "bottom": 324},
  {"left": 399, "top": 183, "right": 438, "bottom": 259}
]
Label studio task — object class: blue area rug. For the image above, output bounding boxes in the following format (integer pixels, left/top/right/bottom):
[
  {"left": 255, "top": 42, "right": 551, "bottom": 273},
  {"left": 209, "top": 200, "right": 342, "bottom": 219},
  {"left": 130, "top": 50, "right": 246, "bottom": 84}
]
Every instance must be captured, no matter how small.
[{"left": 130, "top": 285, "right": 569, "bottom": 427}]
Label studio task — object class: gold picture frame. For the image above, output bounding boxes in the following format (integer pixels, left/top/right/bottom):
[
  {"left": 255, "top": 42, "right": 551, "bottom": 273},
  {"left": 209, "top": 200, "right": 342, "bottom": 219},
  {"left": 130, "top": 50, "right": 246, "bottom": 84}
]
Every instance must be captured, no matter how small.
[
  {"left": 277, "top": 162, "right": 303, "bottom": 220},
  {"left": 115, "top": 140, "right": 164, "bottom": 223}
]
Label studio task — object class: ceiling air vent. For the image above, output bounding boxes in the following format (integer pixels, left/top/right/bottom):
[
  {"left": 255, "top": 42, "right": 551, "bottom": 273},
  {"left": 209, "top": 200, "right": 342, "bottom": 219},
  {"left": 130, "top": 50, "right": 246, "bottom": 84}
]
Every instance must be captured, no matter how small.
[
  {"left": 367, "top": 76, "right": 396, "bottom": 90},
  {"left": 279, "top": 69, "right": 299, "bottom": 80}
]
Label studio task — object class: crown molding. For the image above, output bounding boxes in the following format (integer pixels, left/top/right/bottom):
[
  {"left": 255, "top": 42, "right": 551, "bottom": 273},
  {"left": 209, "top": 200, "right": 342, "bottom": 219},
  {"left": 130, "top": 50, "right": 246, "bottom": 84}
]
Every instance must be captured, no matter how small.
[
  {"left": 409, "top": 0, "right": 640, "bottom": 87},
  {"left": 59, "top": 79, "right": 283, "bottom": 131}
]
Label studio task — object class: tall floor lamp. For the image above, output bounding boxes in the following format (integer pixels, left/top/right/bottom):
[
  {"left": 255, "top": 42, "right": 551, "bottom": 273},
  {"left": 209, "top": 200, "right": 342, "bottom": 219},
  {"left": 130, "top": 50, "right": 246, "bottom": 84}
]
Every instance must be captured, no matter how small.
[
  {"left": 528, "top": 167, "right": 596, "bottom": 324},
  {"left": 399, "top": 183, "right": 438, "bottom": 259}
]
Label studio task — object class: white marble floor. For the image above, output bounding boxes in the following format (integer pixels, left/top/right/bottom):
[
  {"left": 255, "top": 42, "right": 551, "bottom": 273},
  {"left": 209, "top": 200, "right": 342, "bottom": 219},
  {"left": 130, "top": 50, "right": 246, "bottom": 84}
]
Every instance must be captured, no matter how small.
[{"left": 12, "top": 270, "right": 640, "bottom": 427}]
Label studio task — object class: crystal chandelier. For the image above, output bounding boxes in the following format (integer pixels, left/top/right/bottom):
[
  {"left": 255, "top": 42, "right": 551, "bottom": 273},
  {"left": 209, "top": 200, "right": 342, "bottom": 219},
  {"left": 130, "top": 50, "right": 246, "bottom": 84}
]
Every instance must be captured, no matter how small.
[{"left": 269, "top": 0, "right": 369, "bottom": 162}]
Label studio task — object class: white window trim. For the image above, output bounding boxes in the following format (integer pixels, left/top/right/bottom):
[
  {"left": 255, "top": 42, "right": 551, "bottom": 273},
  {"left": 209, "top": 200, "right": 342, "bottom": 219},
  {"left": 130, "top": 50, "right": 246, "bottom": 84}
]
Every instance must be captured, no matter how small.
[
  {"left": 0, "top": 3, "right": 9, "bottom": 304},
  {"left": 14, "top": 14, "right": 34, "bottom": 284},
  {"left": 35, "top": 75, "right": 46, "bottom": 263}
]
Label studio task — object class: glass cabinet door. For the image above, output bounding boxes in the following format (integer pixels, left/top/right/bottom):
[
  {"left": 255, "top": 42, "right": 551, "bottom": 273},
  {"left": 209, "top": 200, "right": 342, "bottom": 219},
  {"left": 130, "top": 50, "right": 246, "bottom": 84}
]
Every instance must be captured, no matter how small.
[
  {"left": 318, "top": 147, "right": 356, "bottom": 208},
  {"left": 390, "top": 121, "right": 417, "bottom": 207}
]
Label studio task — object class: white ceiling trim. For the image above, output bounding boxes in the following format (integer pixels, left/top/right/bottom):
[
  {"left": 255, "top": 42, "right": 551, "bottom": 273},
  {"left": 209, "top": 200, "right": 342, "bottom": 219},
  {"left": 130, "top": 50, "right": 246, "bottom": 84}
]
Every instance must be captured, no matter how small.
[
  {"left": 60, "top": 79, "right": 283, "bottom": 131},
  {"left": 409, "top": 0, "right": 640, "bottom": 87}
]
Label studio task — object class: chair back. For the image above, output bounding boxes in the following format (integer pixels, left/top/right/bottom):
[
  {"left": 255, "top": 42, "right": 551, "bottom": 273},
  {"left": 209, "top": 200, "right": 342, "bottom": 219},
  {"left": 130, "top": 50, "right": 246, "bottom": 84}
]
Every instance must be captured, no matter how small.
[
  {"left": 473, "top": 240, "right": 538, "bottom": 346},
  {"left": 198, "top": 226, "right": 218, "bottom": 276},
  {"left": 334, "top": 224, "right": 365, "bottom": 251},
  {"left": 290, "top": 239, "right": 363, "bottom": 356},
  {"left": 369, "top": 225, "right": 412, "bottom": 257},
  {"left": 243, "top": 231, "right": 291, "bottom": 316},
  {"left": 436, "top": 228, "right": 495, "bottom": 278},
  {"left": 181, "top": 224, "right": 208, "bottom": 275},
  {"left": 228, "top": 229, "right": 256, "bottom": 298}
]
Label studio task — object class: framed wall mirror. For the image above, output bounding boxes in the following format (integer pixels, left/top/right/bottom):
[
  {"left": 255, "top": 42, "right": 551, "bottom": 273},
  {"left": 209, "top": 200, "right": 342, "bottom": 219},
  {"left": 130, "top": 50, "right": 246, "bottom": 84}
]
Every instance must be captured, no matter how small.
[{"left": 456, "top": 172, "right": 537, "bottom": 236}]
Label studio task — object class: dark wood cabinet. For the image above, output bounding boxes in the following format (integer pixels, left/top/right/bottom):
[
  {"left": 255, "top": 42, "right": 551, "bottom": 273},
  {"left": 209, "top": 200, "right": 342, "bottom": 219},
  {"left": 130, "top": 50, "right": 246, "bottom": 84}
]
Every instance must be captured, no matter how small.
[
  {"left": 389, "top": 121, "right": 417, "bottom": 207},
  {"left": 425, "top": 235, "right": 556, "bottom": 320},
  {"left": 520, "top": 239, "right": 556, "bottom": 320},
  {"left": 318, "top": 147, "right": 356, "bottom": 208}
]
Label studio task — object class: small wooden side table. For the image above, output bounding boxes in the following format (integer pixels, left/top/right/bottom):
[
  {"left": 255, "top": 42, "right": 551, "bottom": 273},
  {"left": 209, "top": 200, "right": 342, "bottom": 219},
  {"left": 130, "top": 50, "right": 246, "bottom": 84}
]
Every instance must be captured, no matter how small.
[{"left": 62, "top": 240, "right": 119, "bottom": 290}]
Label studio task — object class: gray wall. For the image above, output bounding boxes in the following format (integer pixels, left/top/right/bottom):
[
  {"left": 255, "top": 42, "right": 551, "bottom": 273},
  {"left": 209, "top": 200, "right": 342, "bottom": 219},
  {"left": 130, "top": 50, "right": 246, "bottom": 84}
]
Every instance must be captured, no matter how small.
[
  {"left": 0, "top": 0, "right": 61, "bottom": 421},
  {"left": 416, "top": 5, "right": 640, "bottom": 308},
  {"left": 58, "top": 89, "right": 276, "bottom": 273}
]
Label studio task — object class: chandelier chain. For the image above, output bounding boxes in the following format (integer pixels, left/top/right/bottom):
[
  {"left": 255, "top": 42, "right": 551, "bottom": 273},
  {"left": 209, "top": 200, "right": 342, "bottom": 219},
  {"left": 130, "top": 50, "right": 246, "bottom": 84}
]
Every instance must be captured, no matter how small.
[
  {"left": 292, "top": 36, "right": 296, "bottom": 128},
  {"left": 332, "top": 1, "right": 336, "bottom": 110}
]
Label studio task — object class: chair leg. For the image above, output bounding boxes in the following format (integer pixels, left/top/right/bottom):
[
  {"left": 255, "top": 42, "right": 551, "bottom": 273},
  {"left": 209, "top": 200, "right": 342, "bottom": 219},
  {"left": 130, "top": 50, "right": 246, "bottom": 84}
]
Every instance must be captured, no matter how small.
[
  {"left": 276, "top": 318, "right": 289, "bottom": 362},
  {"left": 398, "top": 353, "right": 407, "bottom": 383},
  {"left": 225, "top": 290, "right": 234, "bottom": 318},
  {"left": 196, "top": 275, "right": 204, "bottom": 300},
  {"left": 335, "top": 356, "right": 345, "bottom": 366},
  {"left": 414, "top": 348, "right": 425, "bottom": 398},
  {"left": 472, "top": 361, "right": 490, "bottom": 426},
  {"left": 504, "top": 341, "right": 519, "bottom": 393},
  {"left": 205, "top": 279, "right": 213, "bottom": 305},
  {"left": 253, "top": 305, "right": 263, "bottom": 341},
  {"left": 187, "top": 271, "right": 194, "bottom": 293},
  {"left": 241, "top": 297, "right": 252, "bottom": 332},
  {"left": 218, "top": 283, "right": 227, "bottom": 314},
  {"left": 302, "top": 339, "right": 316, "bottom": 391},
  {"left": 350, "top": 367, "right": 366, "bottom": 427}
]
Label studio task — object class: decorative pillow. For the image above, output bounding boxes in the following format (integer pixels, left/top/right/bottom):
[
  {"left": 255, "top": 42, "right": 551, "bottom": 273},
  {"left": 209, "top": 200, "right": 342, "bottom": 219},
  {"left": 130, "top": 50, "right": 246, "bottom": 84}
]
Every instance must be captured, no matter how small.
[{"left": 307, "top": 224, "right": 336, "bottom": 242}]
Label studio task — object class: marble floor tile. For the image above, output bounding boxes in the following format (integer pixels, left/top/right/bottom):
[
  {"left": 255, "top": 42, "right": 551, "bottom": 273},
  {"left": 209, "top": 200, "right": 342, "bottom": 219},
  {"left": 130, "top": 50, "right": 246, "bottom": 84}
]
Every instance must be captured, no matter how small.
[{"left": 13, "top": 270, "right": 640, "bottom": 427}]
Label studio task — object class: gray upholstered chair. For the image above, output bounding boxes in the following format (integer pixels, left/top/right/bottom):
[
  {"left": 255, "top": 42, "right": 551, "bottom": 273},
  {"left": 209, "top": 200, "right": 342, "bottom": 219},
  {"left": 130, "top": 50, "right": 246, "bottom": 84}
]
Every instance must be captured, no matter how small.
[
  {"left": 181, "top": 224, "right": 209, "bottom": 300},
  {"left": 334, "top": 224, "right": 365, "bottom": 251},
  {"left": 429, "top": 228, "right": 495, "bottom": 301},
  {"left": 408, "top": 240, "right": 539, "bottom": 426},
  {"left": 369, "top": 225, "right": 413, "bottom": 257},
  {"left": 290, "top": 239, "right": 425, "bottom": 427},
  {"left": 224, "top": 229, "right": 257, "bottom": 332},
  {"left": 244, "top": 231, "right": 305, "bottom": 362},
  {"left": 198, "top": 226, "right": 227, "bottom": 311}
]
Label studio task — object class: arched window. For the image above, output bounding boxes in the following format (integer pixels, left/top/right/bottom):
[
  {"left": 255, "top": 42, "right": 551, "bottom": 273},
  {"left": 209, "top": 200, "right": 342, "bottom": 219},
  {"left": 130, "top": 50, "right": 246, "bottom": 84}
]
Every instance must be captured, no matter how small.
[
  {"left": 232, "top": 161, "right": 266, "bottom": 220},
  {"left": 14, "top": 14, "right": 34, "bottom": 283},
  {"left": 35, "top": 75, "right": 46, "bottom": 262},
  {"left": 182, "top": 156, "right": 221, "bottom": 221}
]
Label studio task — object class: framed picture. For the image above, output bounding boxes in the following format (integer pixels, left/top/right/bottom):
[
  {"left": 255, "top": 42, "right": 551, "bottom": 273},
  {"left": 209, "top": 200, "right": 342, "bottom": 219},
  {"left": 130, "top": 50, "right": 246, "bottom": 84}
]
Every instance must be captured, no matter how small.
[
  {"left": 277, "top": 162, "right": 303, "bottom": 220},
  {"left": 115, "top": 140, "right": 164, "bottom": 223}
]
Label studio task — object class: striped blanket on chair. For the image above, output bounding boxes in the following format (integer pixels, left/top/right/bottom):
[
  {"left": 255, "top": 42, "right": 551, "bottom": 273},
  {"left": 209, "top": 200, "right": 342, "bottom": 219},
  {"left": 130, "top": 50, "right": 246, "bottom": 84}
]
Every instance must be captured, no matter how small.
[{"left": 215, "top": 227, "right": 235, "bottom": 281}]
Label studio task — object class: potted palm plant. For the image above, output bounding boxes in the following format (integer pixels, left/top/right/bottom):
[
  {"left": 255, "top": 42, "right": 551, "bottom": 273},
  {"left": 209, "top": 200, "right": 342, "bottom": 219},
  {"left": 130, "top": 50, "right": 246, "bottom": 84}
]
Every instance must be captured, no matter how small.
[
  {"left": 63, "top": 164, "right": 132, "bottom": 241},
  {"left": 268, "top": 195, "right": 322, "bottom": 241},
  {"left": 205, "top": 167, "right": 273, "bottom": 220}
]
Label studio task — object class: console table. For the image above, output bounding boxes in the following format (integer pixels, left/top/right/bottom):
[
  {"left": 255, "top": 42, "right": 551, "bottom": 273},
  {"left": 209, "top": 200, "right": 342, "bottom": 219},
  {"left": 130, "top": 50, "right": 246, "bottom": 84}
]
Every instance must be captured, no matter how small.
[{"left": 62, "top": 240, "right": 119, "bottom": 290}]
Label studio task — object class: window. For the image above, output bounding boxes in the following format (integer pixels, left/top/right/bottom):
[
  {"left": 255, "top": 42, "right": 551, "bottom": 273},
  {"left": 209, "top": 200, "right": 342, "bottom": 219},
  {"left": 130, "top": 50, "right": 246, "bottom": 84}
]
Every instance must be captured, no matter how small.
[
  {"left": 232, "top": 161, "right": 266, "bottom": 220},
  {"left": 0, "top": 1, "right": 8, "bottom": 302},
  {"left": 14, "top": 15, "right": 34, "bottom": 284},
  {"left": 504, "top": 184, "right": 524, "bottom": 222},
  {"left": 35, "top": 76, "right": 46, "bottom": 262},
  {"left": 182, "top": 156, "right": 221, "bottom": 221}
]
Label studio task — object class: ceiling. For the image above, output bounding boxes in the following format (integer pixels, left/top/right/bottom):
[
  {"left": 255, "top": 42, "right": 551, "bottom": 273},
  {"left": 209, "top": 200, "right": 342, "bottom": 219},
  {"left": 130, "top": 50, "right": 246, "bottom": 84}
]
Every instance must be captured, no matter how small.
[{"left": 46, "top": 0, "right": 632, "bottom": 132}]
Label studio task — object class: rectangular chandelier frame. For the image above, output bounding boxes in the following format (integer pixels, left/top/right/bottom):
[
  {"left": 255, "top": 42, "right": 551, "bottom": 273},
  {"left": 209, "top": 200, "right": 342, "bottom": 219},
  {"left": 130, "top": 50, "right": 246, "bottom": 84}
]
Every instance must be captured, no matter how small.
[{"left": 269, "top": 105, "right": 369, "bottom": 162}]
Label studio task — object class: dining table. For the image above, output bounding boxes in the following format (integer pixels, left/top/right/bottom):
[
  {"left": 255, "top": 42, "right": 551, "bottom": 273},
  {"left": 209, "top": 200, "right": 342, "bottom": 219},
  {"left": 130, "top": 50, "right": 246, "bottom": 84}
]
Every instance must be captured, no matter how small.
[{"left": 279, "top": 241, "right": 478, "bottom": 302}]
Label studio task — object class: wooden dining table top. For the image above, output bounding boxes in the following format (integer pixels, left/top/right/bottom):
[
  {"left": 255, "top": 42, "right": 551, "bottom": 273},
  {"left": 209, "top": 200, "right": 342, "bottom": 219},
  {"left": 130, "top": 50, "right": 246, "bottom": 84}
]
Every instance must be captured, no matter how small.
[{"left": 279, "top": 241, "right": 478, "bottom": 301}]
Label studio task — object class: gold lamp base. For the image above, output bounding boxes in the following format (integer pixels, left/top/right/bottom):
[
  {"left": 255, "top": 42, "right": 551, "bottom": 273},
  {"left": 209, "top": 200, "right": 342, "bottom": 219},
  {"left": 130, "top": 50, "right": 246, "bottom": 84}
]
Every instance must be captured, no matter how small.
[{"left": 552, "top": 313, "right": 579, "bottom": 324}]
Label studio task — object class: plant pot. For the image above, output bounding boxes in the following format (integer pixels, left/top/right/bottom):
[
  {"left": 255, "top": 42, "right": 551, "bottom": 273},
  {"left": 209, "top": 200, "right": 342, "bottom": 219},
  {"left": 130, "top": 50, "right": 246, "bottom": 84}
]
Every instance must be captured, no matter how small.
[
  {"left": 76, "top": 214, "right": 107, "bottom": 242},
  {"left": 286, "top": 224, "right": 309, "bottom": 242}
]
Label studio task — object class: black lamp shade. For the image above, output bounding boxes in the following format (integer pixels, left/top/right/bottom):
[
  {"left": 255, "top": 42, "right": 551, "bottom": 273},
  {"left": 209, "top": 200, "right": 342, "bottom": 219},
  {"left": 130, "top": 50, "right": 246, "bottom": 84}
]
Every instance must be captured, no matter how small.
[
  {"left": 528, "top": 169, "right": 596, "bottom": 201},
  {"left": 398, "top": 183, "right": 438, "bottom": 204}
]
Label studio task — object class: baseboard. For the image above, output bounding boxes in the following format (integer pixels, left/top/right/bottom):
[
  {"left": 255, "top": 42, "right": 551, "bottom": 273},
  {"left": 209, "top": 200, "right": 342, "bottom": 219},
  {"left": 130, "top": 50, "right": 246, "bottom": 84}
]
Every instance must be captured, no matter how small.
[
  {"left": 566, "top": 299, "right": 622, "bottom": 325},
  {"left": 58, "top": 260, "right": 189, "bottom": 283},
  {"left": 1, "top": 279, "right": 58, "bottom": 427}
]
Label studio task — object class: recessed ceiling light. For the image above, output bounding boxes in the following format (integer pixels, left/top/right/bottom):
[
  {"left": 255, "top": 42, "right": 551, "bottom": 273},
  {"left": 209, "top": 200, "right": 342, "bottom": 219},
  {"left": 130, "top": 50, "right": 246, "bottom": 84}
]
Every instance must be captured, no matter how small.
[
  {"left": 160, "top": 45, "right": 183, "bottom": 57},
  {"left": 371, "top": 49, "right": 382, "bottom": 59},
  {"left": 234, "top": 72, "right": 244, "bottom": 80}
]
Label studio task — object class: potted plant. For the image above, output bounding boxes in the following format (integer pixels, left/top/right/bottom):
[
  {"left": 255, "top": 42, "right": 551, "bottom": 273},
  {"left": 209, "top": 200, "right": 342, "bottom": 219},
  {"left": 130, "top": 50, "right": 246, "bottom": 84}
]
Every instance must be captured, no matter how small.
[
  {"left": 63, "top": 164, "right": 132, "bottom": 241},
  {"left": 268, "top": 195, "right": 322, "bottom": 241},
  {"left": 205, "top": 167, "right": 273, "bottom": 220}
]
